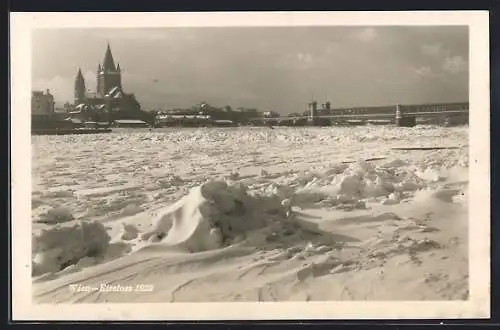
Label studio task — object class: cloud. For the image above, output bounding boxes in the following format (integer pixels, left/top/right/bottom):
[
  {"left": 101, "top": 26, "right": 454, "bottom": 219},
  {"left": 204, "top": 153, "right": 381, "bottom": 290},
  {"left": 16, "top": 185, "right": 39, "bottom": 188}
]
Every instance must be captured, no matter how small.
[
  {"left": 32, "top": 69, "right": 102, "bottom": 106},
  {"left": 352, "top": 27, "right": 377, "bottom": 42},
  {"left": 278, "top": 52, "right": 316, "bottom": 71},
  {"left": 296, "top": 53, "right": 314, "bottom": 69},
  {"left": 442, "top": 55, "right": 467, "bottom": 74},
  {"left": 83, "top": 70, "right": 97, "bottom": 91},
  {"left": 32, "top": 75, "right": 73, "bottom": 106},
  {"left": 420, "top": 43, "right": 467, "bottom": 75},
  {"left": 411, "top": 66, "right": 438, "bottom": 78},
  {"left": 31, "top": 27, "right": 469, "bottom": 111},
  {"left": 421, "top": 43, "right": 446, "bottom": 57},
  {"left": 325, "top": 43, "right": 342, "bottom": 54}
]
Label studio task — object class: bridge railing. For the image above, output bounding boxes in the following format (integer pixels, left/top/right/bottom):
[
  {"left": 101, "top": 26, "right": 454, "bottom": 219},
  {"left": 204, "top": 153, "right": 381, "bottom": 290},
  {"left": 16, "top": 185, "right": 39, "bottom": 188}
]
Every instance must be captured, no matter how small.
[{"left": 249, "top": 102, "right": 468, "bottom": 121}]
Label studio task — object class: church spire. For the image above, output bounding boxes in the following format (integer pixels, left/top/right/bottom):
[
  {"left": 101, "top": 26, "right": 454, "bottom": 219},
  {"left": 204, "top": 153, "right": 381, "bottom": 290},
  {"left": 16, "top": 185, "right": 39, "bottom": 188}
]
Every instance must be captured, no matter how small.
[
  {"left": 74, "top": 67, "right": 86, "bottom": 101},
  {"left": 97, "top": 63, "right": 101, "bottom": 73},
  {"left": 102, "top": 42, "right": 116, "bottom": 71},
  {"left": 76, "top": 67, "right": 84, "bottom": 81},
  {"left": 117, "top": 62, "right": 121, "bottom": 72}
]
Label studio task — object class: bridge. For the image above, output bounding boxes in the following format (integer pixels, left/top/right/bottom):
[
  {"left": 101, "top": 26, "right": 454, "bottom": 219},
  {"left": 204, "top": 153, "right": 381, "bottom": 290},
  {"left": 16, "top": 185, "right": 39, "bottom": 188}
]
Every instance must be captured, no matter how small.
[{"left": 250, "top": 102, "right": 469, "bottom": 127}]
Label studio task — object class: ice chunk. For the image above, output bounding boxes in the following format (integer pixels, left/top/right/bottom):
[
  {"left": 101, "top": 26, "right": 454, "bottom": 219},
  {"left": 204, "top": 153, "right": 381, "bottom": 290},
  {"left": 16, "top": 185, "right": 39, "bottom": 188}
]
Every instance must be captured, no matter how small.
[{"left": 32, "top": 221, "right": 110, "bottom": 276}]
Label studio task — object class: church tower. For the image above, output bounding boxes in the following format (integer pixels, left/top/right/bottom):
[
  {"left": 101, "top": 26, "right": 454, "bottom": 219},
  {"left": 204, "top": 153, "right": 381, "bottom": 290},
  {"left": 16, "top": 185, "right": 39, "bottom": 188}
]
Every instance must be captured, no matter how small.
[
  {"left": 74, "top": 68, "right": 86, "bottom": 102},
  {"left": 96, "top": 43, "right": 122, "bottom": 96},
  {"left": 96, "top": 63, "right": 102, "bottom": 96}
]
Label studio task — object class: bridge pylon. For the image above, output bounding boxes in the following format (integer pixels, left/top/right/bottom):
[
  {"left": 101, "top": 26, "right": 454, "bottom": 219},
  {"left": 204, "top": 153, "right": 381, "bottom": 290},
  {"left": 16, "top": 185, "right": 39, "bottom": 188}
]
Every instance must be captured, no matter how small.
[
  {"left": 308, "top": 101, "right": 318, "bottom": 125},
  {"left": 395, "top": 104, "right": 416, "bottom": 127}
]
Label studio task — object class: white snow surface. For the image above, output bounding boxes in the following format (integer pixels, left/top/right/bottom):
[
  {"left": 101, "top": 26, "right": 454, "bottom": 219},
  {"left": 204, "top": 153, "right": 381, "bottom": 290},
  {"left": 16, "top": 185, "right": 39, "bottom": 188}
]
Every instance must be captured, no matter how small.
[{"left": 31, "top": 126, "right": 469, "bottom": 302}]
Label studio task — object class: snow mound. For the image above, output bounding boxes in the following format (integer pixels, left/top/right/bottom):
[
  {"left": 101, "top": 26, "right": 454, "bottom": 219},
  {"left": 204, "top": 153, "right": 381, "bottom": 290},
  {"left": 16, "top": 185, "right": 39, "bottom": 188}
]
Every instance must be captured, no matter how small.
[
  {"left": 32, "top": 221, "right": 110, "bottom": 276},
  {"left": 120, "top": 224, "right": 139, "bottom": 241},
  {"left": 293, "top": 160, "right": 447, "bottom": 207},
  {"left": 37, "top": 206, "right": 74, "bottom": 224},
  {"left": 140, "top": 180, "right": 290, "bottom": 252},
  {"left": 121, "top": 204, "right": 144, "bottom": 216}
]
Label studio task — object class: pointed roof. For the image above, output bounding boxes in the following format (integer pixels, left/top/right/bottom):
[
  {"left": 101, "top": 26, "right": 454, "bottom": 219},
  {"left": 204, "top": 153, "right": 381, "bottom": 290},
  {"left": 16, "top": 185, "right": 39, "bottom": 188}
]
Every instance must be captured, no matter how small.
[
  {"left": 116, "top": 62, "right": 121, "bottom": 71},
  {"left": 102, "top": 43, "right": 116, "bottom": 71},
  {"left": 97, "top": 63, "right": 102, "bottom": 72},
  {"left": 75, "top": 68, "right": 85, "bottom": 82}
]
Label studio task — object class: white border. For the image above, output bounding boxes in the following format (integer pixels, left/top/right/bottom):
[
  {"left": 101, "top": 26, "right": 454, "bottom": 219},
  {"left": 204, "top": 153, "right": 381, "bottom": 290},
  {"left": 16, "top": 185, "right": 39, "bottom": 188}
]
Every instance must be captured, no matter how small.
[{"left": 10, "top": 11, "right": 490, "bottom": 320}]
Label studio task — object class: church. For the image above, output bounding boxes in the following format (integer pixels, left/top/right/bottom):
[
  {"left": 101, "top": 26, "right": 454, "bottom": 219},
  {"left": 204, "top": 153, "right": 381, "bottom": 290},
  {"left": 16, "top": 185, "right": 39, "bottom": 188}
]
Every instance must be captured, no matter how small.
[{"left": 72, "top": 43, "right": 151, "bottom": 123}]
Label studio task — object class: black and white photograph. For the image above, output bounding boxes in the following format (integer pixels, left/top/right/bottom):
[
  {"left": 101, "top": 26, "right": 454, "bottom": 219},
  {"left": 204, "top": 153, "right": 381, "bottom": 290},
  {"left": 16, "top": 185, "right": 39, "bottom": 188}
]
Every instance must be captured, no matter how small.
[{"left": 10, "top": 11, "right": 489, "bottom": 320}]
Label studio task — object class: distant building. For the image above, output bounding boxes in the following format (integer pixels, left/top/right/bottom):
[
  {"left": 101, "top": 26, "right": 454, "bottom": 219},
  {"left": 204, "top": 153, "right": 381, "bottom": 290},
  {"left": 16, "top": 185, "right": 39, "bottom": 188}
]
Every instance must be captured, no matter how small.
[
  {"left": 32, "top": 89, "right": 77, "bottom": 130},
  {"left": 31, "top": 90, "right": 58, "bottom": 129},
  {"left": 32, "top": 90, "right": 54, "bottom": 116},
  {"left": 319, "top": 101, "right": 331, "bottom": 115},
  {"left": 72, "top": 43, "right": 148, "bottom": 123},
  {"left": 263, "top": 111, "right": 280, "bottom": 118}
]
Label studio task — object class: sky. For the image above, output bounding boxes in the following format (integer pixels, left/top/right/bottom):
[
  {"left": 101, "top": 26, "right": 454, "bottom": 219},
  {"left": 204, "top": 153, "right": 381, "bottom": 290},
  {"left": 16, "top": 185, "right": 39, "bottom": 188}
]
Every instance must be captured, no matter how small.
[{"left": 32, "top": 26, "right": 469, "bottom": 114}]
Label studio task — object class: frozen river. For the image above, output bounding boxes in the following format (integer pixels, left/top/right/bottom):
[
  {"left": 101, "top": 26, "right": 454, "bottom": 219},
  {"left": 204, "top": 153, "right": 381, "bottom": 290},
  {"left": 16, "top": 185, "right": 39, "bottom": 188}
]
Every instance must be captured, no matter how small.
[{"left": 31, "top": 125, "right": 469, "bottom": 302}]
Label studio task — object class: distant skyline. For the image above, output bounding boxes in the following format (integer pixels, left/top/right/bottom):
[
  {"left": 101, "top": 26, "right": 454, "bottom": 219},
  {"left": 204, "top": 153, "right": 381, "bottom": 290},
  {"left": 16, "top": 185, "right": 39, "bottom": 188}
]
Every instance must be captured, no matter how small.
[{"left": 32, "top": 26, "right": 469, "bottom": 114}]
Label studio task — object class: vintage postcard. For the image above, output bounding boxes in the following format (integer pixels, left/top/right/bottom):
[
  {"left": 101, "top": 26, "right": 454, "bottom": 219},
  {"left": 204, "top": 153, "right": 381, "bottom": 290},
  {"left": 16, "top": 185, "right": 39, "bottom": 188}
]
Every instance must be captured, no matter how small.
[{"left": 10, "top": 11, "right": 490, "bottom": 320}]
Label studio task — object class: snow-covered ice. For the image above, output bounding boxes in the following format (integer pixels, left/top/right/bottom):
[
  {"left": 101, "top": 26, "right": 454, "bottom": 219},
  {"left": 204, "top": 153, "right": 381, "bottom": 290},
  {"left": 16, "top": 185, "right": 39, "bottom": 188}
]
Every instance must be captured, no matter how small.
[{"left": 31, "top": 125, "right": 469, "bottom": 302}]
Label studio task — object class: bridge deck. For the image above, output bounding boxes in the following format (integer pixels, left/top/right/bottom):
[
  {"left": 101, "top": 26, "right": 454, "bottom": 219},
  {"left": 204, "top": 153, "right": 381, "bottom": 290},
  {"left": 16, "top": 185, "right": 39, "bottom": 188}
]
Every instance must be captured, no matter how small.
[{"left": 251, "top": 109, "right": 468, "bottom": 121}]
